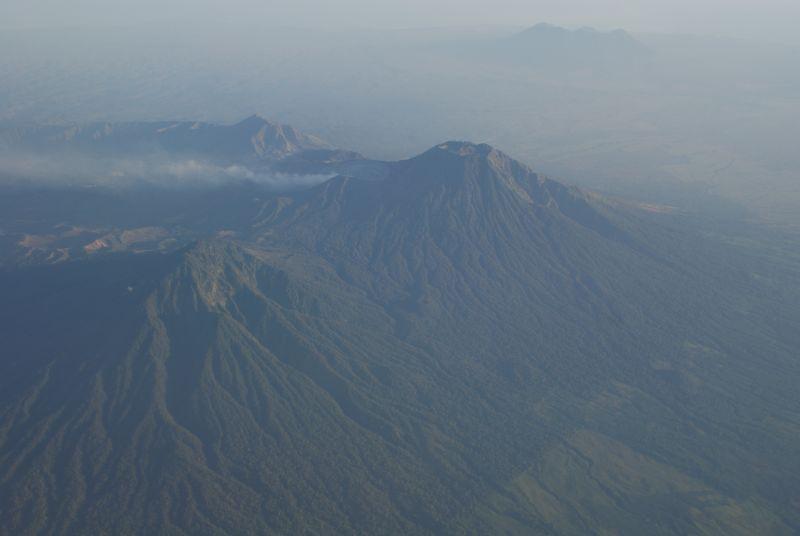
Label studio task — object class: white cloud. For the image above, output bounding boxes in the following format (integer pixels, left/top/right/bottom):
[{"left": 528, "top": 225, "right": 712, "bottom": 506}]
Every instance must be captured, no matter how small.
[{"left": 0, "top": 152, "right": 333, "bottom": 191}]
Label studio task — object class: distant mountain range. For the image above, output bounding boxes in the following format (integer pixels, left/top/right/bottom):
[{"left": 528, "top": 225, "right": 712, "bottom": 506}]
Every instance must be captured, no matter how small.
[
  {"left": 513, "top": 23, "right": 649, "bottom": 54},
  {"left": 1, "top": 125, "right": 799, "bottom": 534},
  {"left": 0, "top": 115, "right": 364, "bottom": 175},
  {"left": 465, "top": 23, "right": 652, "bottom": 69}
]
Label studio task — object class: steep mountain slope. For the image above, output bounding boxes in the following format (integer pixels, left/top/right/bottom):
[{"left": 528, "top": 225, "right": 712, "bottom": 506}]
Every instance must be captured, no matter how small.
[{"left": 1, "top": 142, "right": 799, "bottom": 534}]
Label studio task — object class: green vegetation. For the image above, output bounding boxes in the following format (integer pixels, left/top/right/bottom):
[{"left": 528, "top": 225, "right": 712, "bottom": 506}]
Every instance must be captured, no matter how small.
[{"left": 1, "top": 143, "right": 798, "bottom": 534}]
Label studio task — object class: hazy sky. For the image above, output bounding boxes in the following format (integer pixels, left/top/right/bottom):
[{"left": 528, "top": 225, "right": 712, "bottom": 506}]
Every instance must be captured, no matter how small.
[{"left": 3, "top": 0, "right": 800, "bottom": 45}]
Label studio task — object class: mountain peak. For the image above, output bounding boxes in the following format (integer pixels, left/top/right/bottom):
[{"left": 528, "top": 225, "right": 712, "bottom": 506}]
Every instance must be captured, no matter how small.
[
  {"left": 519, "top": 22, "right": 565, "bottom": 36},
  {"left": 227, "top": 115, "right": 332, "bottom": 158},
  {"left": 235, "top": 113, "right": 275, "bottom": 128},
  {"left": 417, "top": 141, "right": 524, "bottom": 174},
  {"left": 429, "top": 141, "right": 496, "bottom": 158},
  {"left": 505, "top": 23, "right": 651, "bottom": 65},
  {"left": 516, "top": 23, "right": 633, "bottom": 40},
  {"left": 372, "top": 140, "right": 545, "bottom": 206}
]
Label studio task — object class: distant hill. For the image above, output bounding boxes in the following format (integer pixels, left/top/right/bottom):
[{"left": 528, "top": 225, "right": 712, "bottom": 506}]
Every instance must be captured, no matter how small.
[
  {"left": 1, "top": 140, "right": 799, "bottom": 534},
  {"left": 489, "top": 23, "right": 652, "bottom": 69}
]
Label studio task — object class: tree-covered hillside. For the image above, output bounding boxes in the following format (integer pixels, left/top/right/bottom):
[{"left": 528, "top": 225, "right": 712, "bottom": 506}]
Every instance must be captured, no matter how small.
[{"left": 1, "top": 142, "right": 798, "bottom": 534}]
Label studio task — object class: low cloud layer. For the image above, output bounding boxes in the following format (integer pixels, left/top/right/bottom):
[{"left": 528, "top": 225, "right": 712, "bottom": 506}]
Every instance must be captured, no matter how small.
[{"left": 0, "top": 151, "right": 333, "bottom": 191}]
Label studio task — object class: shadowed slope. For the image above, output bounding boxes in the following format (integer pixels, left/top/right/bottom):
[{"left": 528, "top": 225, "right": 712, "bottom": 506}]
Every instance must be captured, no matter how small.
[{"left": 0, "top": 142, "right": 799, "bottom": 534}]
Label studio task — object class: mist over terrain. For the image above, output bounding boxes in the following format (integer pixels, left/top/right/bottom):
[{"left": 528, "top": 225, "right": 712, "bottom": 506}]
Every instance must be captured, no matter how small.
[
  {"left": 4, "top": 0, "right": 800, "bottom": 45},
  {"left": 0, "top": 116, "right": 348, "bottom": 189},
  {"left": 1, "top": 4, "right": 800, "bottom": 535},
  {"left": 0, "top": 151, "right": 333, "bottom": 190},
  {"left": 2, "top": 21, "right": 798, "bottom": 226}
]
